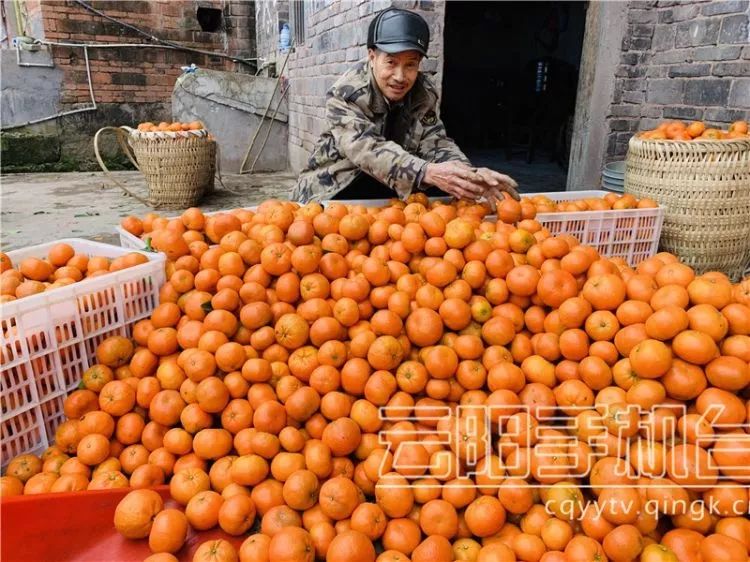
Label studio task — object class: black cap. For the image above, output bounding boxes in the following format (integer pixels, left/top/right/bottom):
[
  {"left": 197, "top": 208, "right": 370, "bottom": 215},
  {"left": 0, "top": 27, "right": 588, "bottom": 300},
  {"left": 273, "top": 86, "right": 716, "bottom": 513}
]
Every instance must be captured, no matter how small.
[{"left": 367, "top": 8, "right": 430, "bottom": 56}]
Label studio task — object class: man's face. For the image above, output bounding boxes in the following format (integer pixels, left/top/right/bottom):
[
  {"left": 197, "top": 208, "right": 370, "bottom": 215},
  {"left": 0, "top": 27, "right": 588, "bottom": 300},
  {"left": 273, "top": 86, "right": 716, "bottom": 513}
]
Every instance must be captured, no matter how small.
[{"left": 368, "top": 49, "right": 422, "bottom": 102}]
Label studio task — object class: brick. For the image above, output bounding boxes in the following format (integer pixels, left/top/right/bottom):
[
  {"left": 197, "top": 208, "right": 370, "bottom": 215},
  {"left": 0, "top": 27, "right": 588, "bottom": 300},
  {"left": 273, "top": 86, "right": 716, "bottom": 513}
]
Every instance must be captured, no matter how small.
[
  {"left": 346, "top": 46, "right": 361, "bottom": 61},
  {"left": 91, "top": 71, "right": 112, "bottom": 84},
  {"left": 640, "top": 118, "right": 665, "bottom": 132},
  {"left": 646, "top": 66, "right": 669, "bottom": 78},
  {"left": 668, "top": 63, "right": 711, "bottom": 76},
  {"left": 719, "top": 14, "right": 750, "bottom": 43},
  {"left": 704, "top": 107, "right": 750, "bottom": 122},
  {"left": 630, "top": 23, "right": 655, "bottom": 37},
  {"left": 229, "top": 2, "right": 253, "bottom": 16},
  {"left": 191, "top": 30, "right": 219, "bottom": 43},
  {"left": 728, "top": 78, "right": 750, "bottom": 106},
  {"left": 713, "top": 61, "right": 750, "bottom": 75},
  {"left": 693, "top": 45, "right": 742, "bottom": 60},
  {"left": 642, "top": 105, "right": 665, "bottom": 118},
  {"left": 663, "top": 105, "right": 704, "bottom": 119},
  {"left": 656, "top": 8, "right": 674, "bottom": 23},
  {"left": 421, "top": 58, "right": 439, "bottom": 73},
  {"left": 622, "top": 78, "right": 647, "bottom": 91},
  {"left": 614, "top": 142, "right": 630, "bottom": 157},
  {"left": 671, "top": 3, "right": 706, "bottom": 22},
  {"left": 623, "top": 36, "right": 653, "bottom": 50},
  {"left": 652, "top": 49, "right": 693, "bottom": 64},
  {"left": 675, "top": 18, "right": 721, "bottom": 47},
  {"left": 653, "top": 25, "right": 676, "bottom": 51},
  {"left": 684, "top": 78, "right": 731, "bottom": 105},
  {"left": 702, "top": 0, "right": 749, "bottom": 16},
  {"left": 629, "top": 9, "right": 658, "bottom": 24},
  {"left": 611, "top": 104, "right": 642, "bottom": 117},
  {"left": 332, "top": 62, "right": 347, "bottom": 74},
  {"left": 354, "top": 23, "right": 368, "bottom": 45},
  {"left": 110, "top": 72, "right": 148, "bottom": 86},
  {"left": 342, "top": 23, "right": 357, "bottom": 48},
  {"left": 744, "top": 46, "right": 750, "bottom": 58},
  {"left": 616, "top": 131, "right": 637, "bottom": 144},
  {"left": 616, "top": 65, "right": 647, "bottom": 78},
  {"left": 231, "top": 27, "right": 252, "bottom": 40},
  {"left": 112, "top": 1, "right": 153, "bottom": 15},
  {"left": 646, "top": 78, "right": 685, "bottom": 103},
  {"left": 622, "top": 90, "right": 646, "bottom": 103},
  {"left": 56, "top": 19, "right": 95, "bottom": 34}
]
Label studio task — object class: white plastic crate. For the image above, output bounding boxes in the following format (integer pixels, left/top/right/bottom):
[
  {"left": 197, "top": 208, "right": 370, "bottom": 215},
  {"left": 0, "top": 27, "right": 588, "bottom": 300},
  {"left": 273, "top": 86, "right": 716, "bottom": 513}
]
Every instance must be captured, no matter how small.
[
  {"left": 117, "top": 227, "right": 150, "bottom": 250},
  {"left": 324, "top": 192, "right": 662, "bottom": 266},
  {"left": 116, "top": 206, "right": 259, "bottom": 249},
  {"left": 1, "top": 239, "right": 165, "bottom": 466},
  {"left": 527, "top": 190, "right": 665, "bottom": 266}
]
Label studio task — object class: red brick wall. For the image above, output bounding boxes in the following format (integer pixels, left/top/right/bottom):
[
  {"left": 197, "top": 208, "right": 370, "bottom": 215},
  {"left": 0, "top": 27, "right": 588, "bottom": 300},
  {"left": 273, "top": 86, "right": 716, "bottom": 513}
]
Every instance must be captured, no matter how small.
[{"left": 39, "top": 0, "right": 256, "bottom": 105}]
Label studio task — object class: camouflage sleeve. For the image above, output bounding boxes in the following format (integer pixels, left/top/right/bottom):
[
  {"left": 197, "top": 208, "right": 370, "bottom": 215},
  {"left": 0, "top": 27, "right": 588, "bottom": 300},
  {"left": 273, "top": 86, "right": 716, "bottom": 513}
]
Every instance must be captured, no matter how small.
[
  {"left": 417, "top": 113, "right": 473, "bottom": 166},
  {"left": 327, "top": 95, "right": 427, "bottom": 200}
]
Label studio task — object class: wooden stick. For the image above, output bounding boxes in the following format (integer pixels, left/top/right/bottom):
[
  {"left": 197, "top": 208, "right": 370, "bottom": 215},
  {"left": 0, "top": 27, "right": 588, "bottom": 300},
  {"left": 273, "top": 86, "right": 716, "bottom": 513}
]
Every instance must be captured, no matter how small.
[{"left": 239, "top": 46, "right": 292, "bottom": 174}]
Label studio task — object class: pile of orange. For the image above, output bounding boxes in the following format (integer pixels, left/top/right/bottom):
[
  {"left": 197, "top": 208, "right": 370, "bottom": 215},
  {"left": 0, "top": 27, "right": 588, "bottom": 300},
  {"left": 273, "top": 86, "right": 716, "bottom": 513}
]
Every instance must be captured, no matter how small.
[
  {"left": 639, "top": 120, "right": 749, "bottom": 141},
  {"left": 137, "top": 121, "right": 205, "bottom": 133},
  {"left": 120, "top": 201, "right": 494, "bottom": 252},
  {"left": 3, "top": 195, "right": 750, "bottom": 562},
  {"left": 0, "top": 243, "right": 149, "bottom": 302},
  {"left": 521, "top": 193, "right": 659, "bottom": 215}
]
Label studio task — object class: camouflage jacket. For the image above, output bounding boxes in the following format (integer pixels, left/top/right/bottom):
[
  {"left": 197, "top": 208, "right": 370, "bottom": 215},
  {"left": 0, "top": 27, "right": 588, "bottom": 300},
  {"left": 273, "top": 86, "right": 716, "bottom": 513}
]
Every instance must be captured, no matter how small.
[{"left": 291, "top": 59, "right": 471, "bottom": 203}]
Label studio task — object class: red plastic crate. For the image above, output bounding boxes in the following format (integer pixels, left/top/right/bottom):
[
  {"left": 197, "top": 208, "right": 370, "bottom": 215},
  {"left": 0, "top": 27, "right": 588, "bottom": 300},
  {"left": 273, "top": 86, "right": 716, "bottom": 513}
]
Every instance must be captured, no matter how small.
[{"left": 0, "top": 487, "right": 245, "bottom": 562}]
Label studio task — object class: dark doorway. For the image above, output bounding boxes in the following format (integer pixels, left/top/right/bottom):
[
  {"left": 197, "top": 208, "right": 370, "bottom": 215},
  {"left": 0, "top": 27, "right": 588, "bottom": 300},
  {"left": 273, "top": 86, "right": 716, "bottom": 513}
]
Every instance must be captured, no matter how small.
[{"left": 441, "top": 2, "right": 587, "bottom": 192}]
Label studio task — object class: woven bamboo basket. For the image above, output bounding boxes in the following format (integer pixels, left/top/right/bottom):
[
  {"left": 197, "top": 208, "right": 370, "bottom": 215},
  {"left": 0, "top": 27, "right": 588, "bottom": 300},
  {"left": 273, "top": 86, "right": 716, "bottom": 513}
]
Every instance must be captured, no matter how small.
[
  {"left": 624, "top": 136, "right": 750, "bottom": 280},
  {"left": 94, "top": 126, "right": 215, "bottom": 208}
]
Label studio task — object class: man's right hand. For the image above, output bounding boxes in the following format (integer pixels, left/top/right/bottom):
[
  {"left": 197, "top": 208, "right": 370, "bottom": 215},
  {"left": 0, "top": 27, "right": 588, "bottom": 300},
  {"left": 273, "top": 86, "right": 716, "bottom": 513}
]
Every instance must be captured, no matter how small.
[{"left": 423, "top": 161, "right": 486, "bottom": 201}]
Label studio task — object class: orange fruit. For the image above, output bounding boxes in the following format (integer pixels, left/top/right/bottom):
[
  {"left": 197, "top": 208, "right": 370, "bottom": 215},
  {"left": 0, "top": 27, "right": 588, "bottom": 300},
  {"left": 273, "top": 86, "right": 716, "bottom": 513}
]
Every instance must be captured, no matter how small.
[
  {"left": 170, "top": 468, "right": 210, "bottom": 505},
  {"left": 1, "top": 476, "right": 24, "bottom": 497},
  {"left": 5, "top": 454, "right": 43, "bottom": 483},
  {"left": 149, "top": 509, "right": 188, "bottom": 554},
  {"left": 114, "top": 489, "right": 164, "bottom": 539},
  {"left": 192, "top": 540, "right": 239, "bottom": 562},
  {"left": 268, "top": 527, "right": 314, "bottom": 562}
]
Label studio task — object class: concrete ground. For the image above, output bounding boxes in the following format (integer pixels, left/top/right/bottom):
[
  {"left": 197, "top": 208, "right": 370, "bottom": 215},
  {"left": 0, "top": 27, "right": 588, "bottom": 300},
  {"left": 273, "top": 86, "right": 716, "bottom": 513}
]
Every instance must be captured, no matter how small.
[
  {"left": 0, "top": 170, "right": 297, "bottom": 251},
  {"left": 467, "top": 148, "right": 570, "bottom": 192},
  {"left": 0, "top": 160, "right": 570, "bottom": 251}
]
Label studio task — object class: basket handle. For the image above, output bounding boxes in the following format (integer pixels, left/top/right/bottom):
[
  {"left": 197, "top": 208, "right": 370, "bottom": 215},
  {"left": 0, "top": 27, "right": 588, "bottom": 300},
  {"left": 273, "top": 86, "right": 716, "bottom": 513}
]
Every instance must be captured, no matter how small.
[{"left": 94, "top": 126, "right": 155, "bottom": 207}]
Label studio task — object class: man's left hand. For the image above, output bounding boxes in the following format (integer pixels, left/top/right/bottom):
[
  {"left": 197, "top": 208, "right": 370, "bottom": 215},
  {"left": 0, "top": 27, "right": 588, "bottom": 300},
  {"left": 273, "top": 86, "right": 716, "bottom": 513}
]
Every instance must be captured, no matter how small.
[{"left": 474, "top": 167, "right": 520, "bottom": 202}]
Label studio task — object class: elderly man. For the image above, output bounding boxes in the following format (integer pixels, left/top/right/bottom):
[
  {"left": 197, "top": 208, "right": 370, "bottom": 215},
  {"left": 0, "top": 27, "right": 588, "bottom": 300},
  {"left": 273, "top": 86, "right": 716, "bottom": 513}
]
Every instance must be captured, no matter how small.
[{"left": 292, "top": 7, "right": 518, "bottom": 204}]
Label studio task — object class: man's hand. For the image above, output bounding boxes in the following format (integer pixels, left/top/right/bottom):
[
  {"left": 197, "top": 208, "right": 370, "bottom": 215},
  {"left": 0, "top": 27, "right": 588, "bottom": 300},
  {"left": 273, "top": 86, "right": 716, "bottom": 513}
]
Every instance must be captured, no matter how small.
[
  {"left": 474, "top": 167, "right": 520, "bottom": 202},
  {"left": 423, "top": 162, "right": 520, "bottom": 207},
  {"left": 423, "top": 161, "right": 487, "bottom": 201}
]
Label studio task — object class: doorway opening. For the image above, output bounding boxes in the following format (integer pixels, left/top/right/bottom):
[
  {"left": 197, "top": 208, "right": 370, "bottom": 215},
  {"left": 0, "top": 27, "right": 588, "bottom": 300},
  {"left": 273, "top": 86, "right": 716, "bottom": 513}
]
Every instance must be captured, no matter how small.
[
  {"left": 441, "top": 2, "right": 587, "bottom": 192},
  {"left": 197, "top": 7, "right": 223, "bottom": 32}
]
